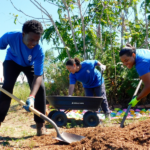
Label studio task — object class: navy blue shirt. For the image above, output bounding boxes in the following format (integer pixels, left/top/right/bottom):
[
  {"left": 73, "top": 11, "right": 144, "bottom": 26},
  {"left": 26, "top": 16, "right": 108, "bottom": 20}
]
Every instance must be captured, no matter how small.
[
  {"left": 69, "top": 60, "right": 104, "bottom": 88},
  {"left": 0, "top": 32, "right": 44, "bottom": 75},
  {"left": 135, "top": 49, "right": 150, "bottom": 77}
]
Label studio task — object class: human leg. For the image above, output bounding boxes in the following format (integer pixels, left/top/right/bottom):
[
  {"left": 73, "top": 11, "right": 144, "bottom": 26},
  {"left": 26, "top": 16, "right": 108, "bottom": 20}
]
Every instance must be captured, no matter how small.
[
  {"left": 0, "top": 60, "right": 21, "bottom": 122},
  {"left": 23, "top": 65, "right": 48, "bottom": 135},
  {"left": 84, "top": 87, "right": 94, "bottom": 96},
  {"left": 94, "top": 84, "right": 110, "bottom": 119}
]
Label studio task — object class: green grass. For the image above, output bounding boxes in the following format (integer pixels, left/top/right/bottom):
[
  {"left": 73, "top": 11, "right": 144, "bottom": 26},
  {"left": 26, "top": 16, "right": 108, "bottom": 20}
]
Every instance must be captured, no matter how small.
[{"left": 12, "top": 83, "right": 30, "bottom": 105}]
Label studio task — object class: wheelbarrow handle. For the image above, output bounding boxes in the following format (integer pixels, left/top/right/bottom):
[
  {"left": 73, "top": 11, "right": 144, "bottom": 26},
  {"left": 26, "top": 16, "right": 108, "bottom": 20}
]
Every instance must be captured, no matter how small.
[
  {"left": 120, "top": 80, "right": 142, "bottom": 128},
  {"left": 0, "top": 86, "right": 67, "bottom": 142}
]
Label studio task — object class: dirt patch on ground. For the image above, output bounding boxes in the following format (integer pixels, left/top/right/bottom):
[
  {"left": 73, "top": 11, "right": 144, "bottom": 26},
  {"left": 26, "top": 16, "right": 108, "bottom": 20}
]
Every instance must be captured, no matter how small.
[
  {"left": 1, "top": 104, "right": 150, "bottom": 150},
  {"left": 16, "top": 119, "right": 150, "bottom": 150}
]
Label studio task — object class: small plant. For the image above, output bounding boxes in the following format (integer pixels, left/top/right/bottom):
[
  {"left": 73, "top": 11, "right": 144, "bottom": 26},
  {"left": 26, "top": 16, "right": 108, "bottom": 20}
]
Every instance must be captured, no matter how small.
[
  {"left": 66, "top": 123, "right": 72, "bottom": 129},
  {"left": 28, "top": 140, "right": 35, "bottom": 149},
  {"left": 80, "top": 124, "right": 84, "bottom": 128},
  {"left": 48, "top": 124, "right": 54, "bottom": 128},
  {"left": 139, "top": 116, "right": 149, "bottom": 121},
  {"left": 71, "top": 119, "right": 77, "bottom": 127},
  {"left": 49, "top": 105, "right": 57, "bottom": 111}
]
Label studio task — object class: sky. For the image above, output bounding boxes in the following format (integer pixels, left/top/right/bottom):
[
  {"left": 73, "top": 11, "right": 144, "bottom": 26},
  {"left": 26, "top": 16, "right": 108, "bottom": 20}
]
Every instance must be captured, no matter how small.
[
  {"left": 0, "top": 0, "right": 59, "bottom": 62},
  {"left": 0, "top": 0, "right": 145, "bottom": 63}
]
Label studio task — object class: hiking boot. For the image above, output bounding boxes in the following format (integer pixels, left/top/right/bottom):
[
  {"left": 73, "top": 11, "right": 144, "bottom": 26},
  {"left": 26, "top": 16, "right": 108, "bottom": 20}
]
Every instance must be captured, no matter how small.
[{"left": 36, "top": 123, "right": 49, "bottom": 136}]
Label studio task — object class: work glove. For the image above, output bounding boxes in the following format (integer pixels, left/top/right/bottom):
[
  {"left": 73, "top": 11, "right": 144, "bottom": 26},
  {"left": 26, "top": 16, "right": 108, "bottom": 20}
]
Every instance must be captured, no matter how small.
[
  {"left": 100, "top": 64, "right": 106, "bottom": 71},
  {"left": 128, "top": 96, "right": 140, "bottom": 107},
  {"left": 23, "top": 96, "right": 35, "bottom": 112}
]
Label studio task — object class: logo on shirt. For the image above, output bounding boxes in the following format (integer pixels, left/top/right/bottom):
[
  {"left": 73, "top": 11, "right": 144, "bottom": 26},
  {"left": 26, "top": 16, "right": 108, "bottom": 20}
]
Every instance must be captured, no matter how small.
[
  {"left": 28, "top": 55, "right": 32, "bottom": 62},
  {"left": 87, "top": 70, "right": 90, "bottom": 73}
]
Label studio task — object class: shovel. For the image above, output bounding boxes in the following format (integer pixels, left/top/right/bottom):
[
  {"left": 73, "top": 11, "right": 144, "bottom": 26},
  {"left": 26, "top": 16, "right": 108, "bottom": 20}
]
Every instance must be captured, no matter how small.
[
  {"left": 120, "top": 80, "right": 142, "bottom": 128},
  {"left": 0, "top": 86, "right": 85, "bottom": 144}
]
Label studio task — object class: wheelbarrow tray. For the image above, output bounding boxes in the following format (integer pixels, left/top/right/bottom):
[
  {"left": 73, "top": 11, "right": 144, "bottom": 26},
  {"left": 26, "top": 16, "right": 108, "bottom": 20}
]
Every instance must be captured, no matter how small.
[{"left": 46, "top": 96, "right": 103, "bottom": 111}]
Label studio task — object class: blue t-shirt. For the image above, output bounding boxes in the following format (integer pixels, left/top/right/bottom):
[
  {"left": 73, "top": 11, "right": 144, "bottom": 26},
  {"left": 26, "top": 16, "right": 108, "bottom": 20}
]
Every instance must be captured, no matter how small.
[
  {"left": 0, "top": 32, "right": 44, "bottom": 75},
  {"left": 69, "top": 60, "right": 104, "bottom": 88},
  {"left": 135, "top": 49, "right": 150, "bottom": 76}
]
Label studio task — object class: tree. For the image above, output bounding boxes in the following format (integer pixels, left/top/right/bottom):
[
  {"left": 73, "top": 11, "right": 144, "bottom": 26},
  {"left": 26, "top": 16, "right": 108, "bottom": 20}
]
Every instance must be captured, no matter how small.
[{"left": 10, "top": 0, "right": 150, "bottom": 105}]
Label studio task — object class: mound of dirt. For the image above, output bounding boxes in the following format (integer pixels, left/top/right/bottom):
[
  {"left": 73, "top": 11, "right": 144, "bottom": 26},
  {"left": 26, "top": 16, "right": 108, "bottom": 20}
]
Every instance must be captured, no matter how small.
[
  {"left": 2, "top": 118, "right": 150, "bottom": 150},
  {"left": 29, "top": 119, "right": 150, "bottom": 150}
]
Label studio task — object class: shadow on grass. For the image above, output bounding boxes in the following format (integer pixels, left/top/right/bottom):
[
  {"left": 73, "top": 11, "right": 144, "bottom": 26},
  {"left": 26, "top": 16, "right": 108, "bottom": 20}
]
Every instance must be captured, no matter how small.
[
  {"left": 9, "top": 104, "right": 21, "bottom": 112},
  {"left": 0, "top": 135, "right": 33, "bottom": 146},
  {"left": 30, "top": 118, "right": 84, "bottom": 129}
]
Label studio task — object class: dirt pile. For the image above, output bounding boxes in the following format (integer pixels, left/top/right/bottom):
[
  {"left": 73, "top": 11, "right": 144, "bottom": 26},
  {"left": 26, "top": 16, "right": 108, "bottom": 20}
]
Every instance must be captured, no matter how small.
[
  {"left": 2, "top": 119, "right": 150, "bottom": 150},
  {"left": 30, "top": 119, "right": 150, "bottom": 150}
]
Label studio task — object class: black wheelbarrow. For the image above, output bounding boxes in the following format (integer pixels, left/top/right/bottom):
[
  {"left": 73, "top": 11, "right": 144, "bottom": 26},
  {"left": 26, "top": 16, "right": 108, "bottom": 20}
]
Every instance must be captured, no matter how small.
[{"left": 46, "top": 96, "right": 103, "bottom": 127}]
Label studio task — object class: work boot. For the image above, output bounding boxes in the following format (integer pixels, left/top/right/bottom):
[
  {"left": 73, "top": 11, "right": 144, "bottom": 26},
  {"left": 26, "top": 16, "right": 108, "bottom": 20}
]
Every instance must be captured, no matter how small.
[{"left": 36, "top": 123, "right": 49, "bottom": 136}]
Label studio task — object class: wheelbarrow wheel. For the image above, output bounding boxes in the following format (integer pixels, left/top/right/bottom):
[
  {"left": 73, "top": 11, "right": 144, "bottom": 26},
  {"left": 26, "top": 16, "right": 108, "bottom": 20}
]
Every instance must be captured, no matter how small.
[
  {"left": 83, "top": 111, "right": 91, "bottom": 121},
  {"left": 83, "top": 112, "right": 99, "bottom": 127},
  {"left": 48, "top": 110, "right": 57, "bottom": 118},
  {"left": 51, "top": 111, "right": 67, "bottom": 127}
]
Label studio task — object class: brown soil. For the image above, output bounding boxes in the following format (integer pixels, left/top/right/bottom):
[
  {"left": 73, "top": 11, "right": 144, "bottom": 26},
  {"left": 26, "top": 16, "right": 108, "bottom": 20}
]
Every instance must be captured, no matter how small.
[
  {"left": 26, "top": 119, "right": 150, "bottom": 150},
  {"left": 1, "top": 105, "right": 150, "bottom": 150}
]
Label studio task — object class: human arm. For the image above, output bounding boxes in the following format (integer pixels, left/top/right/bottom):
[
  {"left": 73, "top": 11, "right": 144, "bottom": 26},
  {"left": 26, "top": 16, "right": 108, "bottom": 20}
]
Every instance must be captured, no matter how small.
[
  {"left": 0, "top": 32, "right": 13, "bottom": 49},
  {"left": 23, "top": 46, "right": 44, "bottom": 112},
  {"left": 23, "top": 75, "right": 43, "bottom": 112},
  {"left": 128, "top": 71, "right": 150, "bottom": 107},
  {"left": 135, "top": 62, "right": 150, "bottom": 100},
  {"left": 96, "top": 61, "right": 106, "bottom": 71},
  {"left": 68, "top": 73, "right": 76, "bottom": 95},
  {"left": 68, "top": 84, "right": 75, "bottom": 95},
  {"left": 30, "top": 75, "right": 43, "bottom": 96},
  {"left": 96, "top": 61, "right": 102, "bottom": 66},
  {"left": 136, "top": 72, "right": 150, "bottom": 100}
]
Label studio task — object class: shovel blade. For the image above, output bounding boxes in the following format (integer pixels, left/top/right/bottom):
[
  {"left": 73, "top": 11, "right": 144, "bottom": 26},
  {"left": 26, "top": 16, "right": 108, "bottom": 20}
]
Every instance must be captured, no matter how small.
[{"left": 54, "top": 132, "right": 85, "bottom": 144}]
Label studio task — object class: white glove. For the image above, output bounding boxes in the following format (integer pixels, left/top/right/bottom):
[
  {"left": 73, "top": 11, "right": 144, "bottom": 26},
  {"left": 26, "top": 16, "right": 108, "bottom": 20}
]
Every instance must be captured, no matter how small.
[{"left": 100, "top": 64, "right": 106, "bottom": 71}]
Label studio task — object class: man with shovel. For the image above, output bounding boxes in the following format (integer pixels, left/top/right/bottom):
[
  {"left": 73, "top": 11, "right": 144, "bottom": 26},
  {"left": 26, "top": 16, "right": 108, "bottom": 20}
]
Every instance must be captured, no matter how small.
[{"left": 0, "top": 20, "right": 48, "bottom": 136}]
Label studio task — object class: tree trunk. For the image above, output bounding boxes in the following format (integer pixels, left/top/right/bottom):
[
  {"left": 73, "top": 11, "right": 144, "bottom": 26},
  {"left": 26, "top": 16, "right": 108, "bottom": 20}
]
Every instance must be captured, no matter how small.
[
  {"left": 77, "top": 0, "right": 86, "bottom": 60},
  {"left": 62, "top": 0, "right": 78, "bottom": 52}
]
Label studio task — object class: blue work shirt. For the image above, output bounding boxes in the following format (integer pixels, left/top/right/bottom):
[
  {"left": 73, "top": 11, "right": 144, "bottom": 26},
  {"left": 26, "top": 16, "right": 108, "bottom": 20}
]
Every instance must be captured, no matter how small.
[
  {"left": 69, "top": 60, "right": 104, "bottom": 88},
  {"left": 135, "top": 49, "right": 150, "bottom": 77},
  {"left": 0, "top": 31, "right": 44, "bottom": 75}
]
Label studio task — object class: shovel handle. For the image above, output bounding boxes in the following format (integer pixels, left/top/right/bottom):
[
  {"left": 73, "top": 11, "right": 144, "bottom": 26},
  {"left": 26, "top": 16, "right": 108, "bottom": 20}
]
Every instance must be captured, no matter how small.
[
  {"left": 0, "top": 86, "right": 65, "bottom": 141},
  {"left": 120, "top": 80, "right": 142, "bottom": 128}
]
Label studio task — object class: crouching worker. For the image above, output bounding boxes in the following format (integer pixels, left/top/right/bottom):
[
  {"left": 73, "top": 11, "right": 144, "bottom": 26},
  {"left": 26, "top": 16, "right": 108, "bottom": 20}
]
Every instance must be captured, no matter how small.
[
  {"left": 0, "top": 20, "right": 48, "bottom": 136},
  {"left": 66, "top": 58, "right": 110, "bottom": 119},
  {"left": 120, "top": 44, "right": 150, "bottom": 107}
]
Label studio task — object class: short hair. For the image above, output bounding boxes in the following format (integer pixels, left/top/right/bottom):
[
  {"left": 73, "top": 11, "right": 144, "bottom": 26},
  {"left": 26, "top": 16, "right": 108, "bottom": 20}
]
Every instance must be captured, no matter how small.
[
  {"left": 119, "top": 44, "right": 136, "bottom": 57},
  {"left": 22, "top": 20, "right": 43, "bottom": 34},
  {"left": 66, "top": 58, "right": 80, "bottom": 66}
]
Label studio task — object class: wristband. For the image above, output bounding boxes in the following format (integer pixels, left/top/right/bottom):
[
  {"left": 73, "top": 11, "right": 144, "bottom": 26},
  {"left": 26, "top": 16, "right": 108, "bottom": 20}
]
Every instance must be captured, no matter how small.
[{"left": 29, "top": 95, "right": 35, "bottom": 98}]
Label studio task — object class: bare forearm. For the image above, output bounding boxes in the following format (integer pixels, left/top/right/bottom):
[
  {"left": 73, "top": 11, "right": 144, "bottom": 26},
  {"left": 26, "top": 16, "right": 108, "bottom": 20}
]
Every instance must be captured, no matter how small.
[
  {"left": 97, "top": 61, "right": 101, "bottom": 66},
  {"left": 137, "top": 85, "right": 150, "bottom": 100},
  {"left": 30, "top": 75, "right": 43, "bottom": 96},
  {"left": 137, "top": 73, "right": 150, "bottom": 100},
  {"left": 69, "top": 84, "right": 75, "bottom": 95}
]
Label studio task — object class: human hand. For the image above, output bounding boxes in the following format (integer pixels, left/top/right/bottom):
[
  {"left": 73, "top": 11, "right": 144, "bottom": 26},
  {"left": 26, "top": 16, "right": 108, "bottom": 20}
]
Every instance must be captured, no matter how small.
[
  {"left": 128, "top": 96, "right": 140, "bottom": 107},
  {"left": 23, "top": 96, "right": 35, "bottom": 112},
  {"left": 100, "top": 64, "right": 106, "bottom": 71}
]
